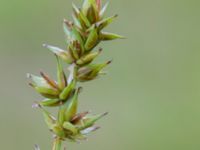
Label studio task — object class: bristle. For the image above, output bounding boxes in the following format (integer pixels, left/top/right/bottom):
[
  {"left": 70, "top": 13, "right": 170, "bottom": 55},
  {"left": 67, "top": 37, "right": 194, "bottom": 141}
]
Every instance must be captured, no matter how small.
[
  {"left": 101, "top": 112, "right": 109, "bottom": 117},
  {"left": 32, "top": 102, "right": 40, "bottom": 108}
]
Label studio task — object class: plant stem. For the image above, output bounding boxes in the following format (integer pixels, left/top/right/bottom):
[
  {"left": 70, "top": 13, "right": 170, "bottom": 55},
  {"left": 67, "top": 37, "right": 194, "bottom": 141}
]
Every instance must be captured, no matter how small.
[{"left": 52, "top": 137, "right": 62, "bottom": 150}]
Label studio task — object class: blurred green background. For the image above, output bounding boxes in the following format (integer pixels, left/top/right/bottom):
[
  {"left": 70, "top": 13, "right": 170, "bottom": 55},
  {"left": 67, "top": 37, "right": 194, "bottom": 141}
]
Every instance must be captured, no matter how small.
[{"left": 0, "top": 0, "right": 200, "bottom": 149}]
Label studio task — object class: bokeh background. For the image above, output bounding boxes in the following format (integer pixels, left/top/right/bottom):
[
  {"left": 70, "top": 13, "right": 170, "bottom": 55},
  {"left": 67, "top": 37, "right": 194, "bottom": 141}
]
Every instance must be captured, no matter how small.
[{"left": 0, "top": 0, "right": 200, "bottom": 149}]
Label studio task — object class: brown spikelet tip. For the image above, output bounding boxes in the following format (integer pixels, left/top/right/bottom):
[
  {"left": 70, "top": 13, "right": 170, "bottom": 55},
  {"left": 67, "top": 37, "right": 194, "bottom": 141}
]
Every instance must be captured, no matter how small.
[
  {"left": 40, "top": 71, "right": 58, "bottom": 89},
  {"left": 64, "top": 19, "right": 73, "bottom": 27},
  {"left": 107, "top": 60, "right": 112, "bottom": 65},
  {"left": 114, "top": 14, "right": 119, "bottom": 18},
  {"left": 98, "top": 47, "right": 103, "bottom": 52},
  {"left": 71, "top": 111, "right": 89, "bottom": 123},
  {"left": 28, "top": 82, "right": 34, "bottom": 87},
  {"left": 39, "top": 71, "right": 45, "bottom": 77},
  {"left": 78, "top": 87, "right": 83, "bottom": 93}
]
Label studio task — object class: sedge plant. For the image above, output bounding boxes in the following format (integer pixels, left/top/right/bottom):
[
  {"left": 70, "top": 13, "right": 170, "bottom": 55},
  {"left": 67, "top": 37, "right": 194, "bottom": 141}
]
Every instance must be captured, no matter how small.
[{"left": 27, "top": 0, "right": 123, "bottom": 149}]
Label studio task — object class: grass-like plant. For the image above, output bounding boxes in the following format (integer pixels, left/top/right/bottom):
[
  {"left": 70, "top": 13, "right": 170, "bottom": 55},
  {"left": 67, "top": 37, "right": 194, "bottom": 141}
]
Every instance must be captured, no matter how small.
[{"left": 27, "top": 0, "right": 122, "bottom": 149}]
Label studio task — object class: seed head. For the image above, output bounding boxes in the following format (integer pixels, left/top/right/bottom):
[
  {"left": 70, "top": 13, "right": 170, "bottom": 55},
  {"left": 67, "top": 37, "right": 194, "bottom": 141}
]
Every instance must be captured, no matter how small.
[{"left": 28, "top": 0, "right": 123, "bottom": 146}]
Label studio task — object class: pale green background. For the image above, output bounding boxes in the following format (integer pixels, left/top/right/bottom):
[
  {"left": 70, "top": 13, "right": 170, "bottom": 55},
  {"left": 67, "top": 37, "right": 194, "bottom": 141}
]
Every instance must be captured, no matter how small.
[{"left": 0, "top": 0, "right": 200, "bottom": 150}]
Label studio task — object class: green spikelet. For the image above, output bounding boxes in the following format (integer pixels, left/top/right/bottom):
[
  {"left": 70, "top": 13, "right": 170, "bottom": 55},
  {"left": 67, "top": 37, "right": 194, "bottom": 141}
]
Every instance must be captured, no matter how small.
[{"left": 28, "top": 0, "right": 123, "bottom": 149}]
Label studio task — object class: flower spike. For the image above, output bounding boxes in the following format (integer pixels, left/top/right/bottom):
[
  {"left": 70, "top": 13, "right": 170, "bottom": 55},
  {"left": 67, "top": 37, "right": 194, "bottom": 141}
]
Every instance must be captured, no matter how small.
[{"left": 29, "top": 0, "right": 122, "bottom": 149}]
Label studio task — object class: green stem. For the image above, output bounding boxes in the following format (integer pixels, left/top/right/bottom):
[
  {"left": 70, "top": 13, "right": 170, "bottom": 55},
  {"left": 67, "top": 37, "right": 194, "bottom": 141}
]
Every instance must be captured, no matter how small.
[{"left": 52, "top": 137, "right": 62, "bottom": 150}]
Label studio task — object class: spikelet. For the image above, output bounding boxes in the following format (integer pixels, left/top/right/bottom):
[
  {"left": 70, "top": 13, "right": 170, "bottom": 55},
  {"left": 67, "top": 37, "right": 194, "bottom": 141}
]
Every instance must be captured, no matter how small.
[{"left": 28, "top": 0, "right": 122, "bottom": 149}]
